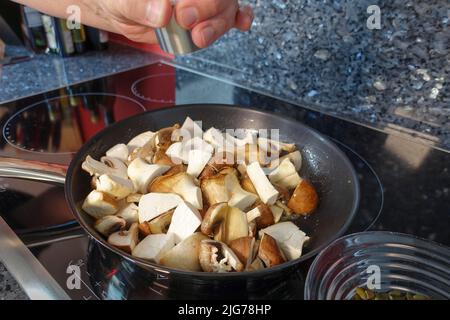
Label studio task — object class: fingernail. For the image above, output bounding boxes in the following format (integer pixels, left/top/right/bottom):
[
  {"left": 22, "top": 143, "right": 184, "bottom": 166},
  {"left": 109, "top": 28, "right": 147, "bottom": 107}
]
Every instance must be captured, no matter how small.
[
  {"left": 200, "top": 26, "right": 215, "bottom": 45},
  {"left": 147, "top": 0, "right": 164, "bottom": 26},
  {"left": 178, "top": 7, "right": 198, "bottom": 27}
]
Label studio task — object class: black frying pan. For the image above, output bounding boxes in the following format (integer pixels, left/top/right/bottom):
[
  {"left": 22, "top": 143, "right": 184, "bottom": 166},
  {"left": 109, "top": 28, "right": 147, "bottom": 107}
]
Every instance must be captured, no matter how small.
[{"left": 0, "top": 104, "right": 360, "bottom": 282}]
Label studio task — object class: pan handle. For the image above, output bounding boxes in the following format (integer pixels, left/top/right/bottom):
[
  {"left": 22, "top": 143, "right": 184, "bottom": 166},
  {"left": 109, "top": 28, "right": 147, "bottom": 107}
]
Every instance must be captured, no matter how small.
[{"left": 0, "top": 157, "right": 67, "bottom": 186}]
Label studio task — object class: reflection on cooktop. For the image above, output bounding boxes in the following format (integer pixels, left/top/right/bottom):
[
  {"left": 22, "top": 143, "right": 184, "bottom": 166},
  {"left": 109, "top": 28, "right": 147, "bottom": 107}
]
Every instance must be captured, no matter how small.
[
  {"left": 3, "top": 93, "right": 145, "bottom": 154},
  {"left": 131, "top": 73, "right": 176, "bottom": 104}
]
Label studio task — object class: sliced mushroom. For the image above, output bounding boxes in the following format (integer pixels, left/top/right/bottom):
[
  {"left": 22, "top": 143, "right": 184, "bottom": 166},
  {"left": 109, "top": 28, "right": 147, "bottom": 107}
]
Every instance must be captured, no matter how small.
[
  {"left": 107, "top": 223, "right": 139, "bottom": 253},
  {"left": 248, "top": 220, "right": 257, "bottom": 237},
  {"left": 138, "top": 221, "right": 152, "bottom": 237},
  {"left": 167, "top": 201, "right": 202, "bottom": 243},
  {"left": 155, "top": 124, "right": 180, "bottom": 152},
  {"left": 153, "top": 150, "right": 175, "bottom": 166},
  {"left": 259, "top": 222, "right": 309, "bottom": 260},
  {"left": 172, "top": 116, "right": 203, "bottom": 141},
  {"left": 252, "top": 203, "right": 275, "bottom": 229},
  {"left": 131, "top": 233, "right": 175, "bottom": 263},
  {"left": 186, "top": 148, "right": 213, "bottom": 178},
  {"left": 127, "top": 158, "right": 170, "bottom": 193},
  {"left": 200, "top": 202, "right": 228, "bottom": 236},
  {"left": 199, "top": 240, "right": 244, "bottom": 272},
  {"left": 127, "top": 131, "right": 155, "bottom": 152},
  {"left": 268, "top": 158, "right": 302, "bottom": 190},
  {"left": 225, "top": 173, "right": 258, "bottom": 211},
  {"left": 203, "top": 127, "right": 226, "bottom": 150},
  {"left": 159, "top": 233, "right": 209, "bottom": 271},
  {"left": 94, "top": 215, "right": 126, "bottom": 237},
  {"left": 269, "top": 150, "right": 302, "bottom": 172},
  {"left": 95, "top": 174, "right": 135, "bottom": 200},
  {"left": 116, "top": 203, "right": 139, "bottom": 227},
  {"left": 105, "top": 143, "right": 129, "bottom": 163},
  {"left": 200, "top": 172, "right": 229, "bottom": 206},
  {"left": 246, "top": 207, "right": 262, "bottom": 223},
  {"left": 82, "top": 190, "right": 119, "bottom": 219},
  {"left": 258, "top": 233, "right": 285, "bottom": 267},
  {"left": 247, "top": 257, "right": 265, "bottom": 271},
  {"left": 269, "top": 205, "right": 284, "bottom": 223},
  {"left": 138, "top": 192, "right": 183, "bottom": 223},
  {"left": 287, "top": 180, "right": 319, "bottom": 215},
  {"left": 165, "top": 142, "right": 184, "bottom": 164},
  {"left": 165, "top": 164, "right": 187, "bottom": 176},
  {"left": 258, "top": 137, "right": 296, "bottom": 153},
  {"left": 149, "top": 172, "right": 203, "bottom": 209},
  {"left": 219, "top": 206, "right": 248, "bottom": 245},
  {"left": 147, "top": 209, "right": 174, "bottom": 234},
  {"left": 126, "top": 193, "right": 143, "bottom": 203},
  {"left": 229, "top": 236, "right": 255, "bottom": 269},
  {"left": 81, "top": 155, "right": 128, "bottom": 180},
  {"left": 246, "top": 162, "right": 279, "bottom": 205},
  {"left": 240, "top": 174, "right": 258, "bottom": 194},
  {"left": 236, "top": 144, "right": 271, "bottom": 166},
  {"left": 101, "top": 156, "right": 129, "bottom": 177}
]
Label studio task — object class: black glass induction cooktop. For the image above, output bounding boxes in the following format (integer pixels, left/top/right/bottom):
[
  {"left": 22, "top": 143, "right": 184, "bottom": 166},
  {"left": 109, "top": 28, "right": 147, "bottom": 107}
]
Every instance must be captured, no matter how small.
[{"left": 0, "top": 62, "right": 448, "bottom": 300}]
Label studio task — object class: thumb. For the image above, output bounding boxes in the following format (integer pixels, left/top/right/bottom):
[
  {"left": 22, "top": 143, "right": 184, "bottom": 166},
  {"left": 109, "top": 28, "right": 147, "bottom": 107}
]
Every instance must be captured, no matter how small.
[{"left": 118, "top": 0, "right": 173, "bottom": 28}]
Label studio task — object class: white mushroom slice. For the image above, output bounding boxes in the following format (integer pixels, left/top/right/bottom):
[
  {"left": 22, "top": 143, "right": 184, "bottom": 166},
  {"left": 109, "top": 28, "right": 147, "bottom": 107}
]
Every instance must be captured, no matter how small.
[
  {"left": 82, "top": 190, "right": 119, "bottom": 219},
  {"left": 186, "top": 148, "right": 213, "bottom": 178},
  {"left": 269, "top": 205, "right": 284, "bottom": 223},
  {"left": 246, "top": 207, "right": 262, "bottom": 223},
  {"left": 165, "top": 142, "right": 184, "bottom": 164},
  {"left": 107, "top": 223, "right": 139, "bottom": 253},
  {"left": 172, "top": 116, "right": 203, "bottom": 141},
  {"left": 199, "top": 240, "right": 244, "bottom": 272},
  {"left": 115, "top": 203, "right": 139, "bottom": 227},
  {"left": 270, "top": 150, "right": 302, "bottom": 171},
  {"left": 94, "top": 215, "right": 126, "bottom": 237},
  {"left": 258, "top": 137, "right": 296, "bottom": 153},
  {"left": 159, "top": 233, "right": 209, "bottom": 271},
  {"left": 81, "top": 155, "right": 128, "bottom": 180},
  {"left": 167, "top": 201, "right": 202, "bottom": 244},
  {"left": 259, "top": 222, "right": 309, "bottom": 260},
  {"left": 149, "top": 172, "right": 203, "bottom": 209},
  {"left": 246, "top": 162, "right": 279, "bottom": 205},
  {"left": 95, "top": 174, "right": 134, "bottom": 200},
  {"left": 127, "top": 158, "right": 170, "bottom": 193},
  {"left": 127, "top": 131, "right": 155, "bottom": 152},
  {"left": 225, "top": 173, "right": 258, "bottom": 210},
  {"left": 203, "top": 127, "right": 225, "bottom": 150},
  {"left": 268, "top": 158, "right": 302, "bottom": 189},
  {"left": 105, "top": 143, "right": 129, "bottom": 163},
  {"left": 100, "top": 156, "right": 129, "bottom": 179},
  {"left": 131, "top": 233, "right": 175, "bottom": 263},
  {"left": 138, "top": 193, "right": 183, "bottom": 223}
]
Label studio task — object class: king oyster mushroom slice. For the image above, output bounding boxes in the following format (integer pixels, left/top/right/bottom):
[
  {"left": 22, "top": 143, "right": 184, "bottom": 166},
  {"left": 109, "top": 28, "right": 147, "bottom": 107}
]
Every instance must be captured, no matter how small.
[
  {"left": 199, "top": 240, "right": 244, "bottom": 272},
  {"left": 248, "top": 220, "right": 257, "bottom": 237},
  {"left": 259, "top": 222, "right": 310, "bottom": 260},
  {"left": 149, "top": 172, "right": 202, "bottom": 209},
  {"left": 200, "top": 171, "right": 229, "bottom": 207},
  {"left": 94, "top": 215, "right": 126, "bottom": 237},
  {"left": 147, "top": 209, "right": 174, "bottom": 234},
  {"left": 240, "top": 174, "right": 258, "bottom": 195},
  {"left": 200, "top": 202, "right": 229, "bottom": 236},
  {"left": 82, "top": 190, "right": 119, "bottom": 219},
  {"left": 269, "top": 150, "right": 302, "bottom": 172},
  {"left": 258, "top": 233, "right": 286, "bottom": 267},
  {"left": 115, "top": 203, "right": 139, "bottom": 227},
  {"left": 95, "top": 174, "right": 135, "bottom": 200},
  {"left": 171, "top": 116, "right": 203, "bottom": 142},
  {"left": 229, "top": 236, "right": 255, "bottom": 269},
  {"left": 257, "top": 137, "right": 296, "bottom": 153},
  {"left": 203, "top": 127, "right": 226, "bottom": 151},
  {"left": 138, "top": 192, "right": 183, "bottom": 223},
  {"left": 165, "top": 142, "right": 184, "bottom": 164},
  {"left": 159, "top": 233, "right": 209, "bottom": 271},
  {"left": 167, "top": 201, "right": 202, "bottom": 244},
  {"left": 186, "top": 148, "right": 213, "bottom": 178},
  {"left": 269, "top": 205, "right": 284, "bottom": 223},
  {"left": 82, "top": 155, "right": 128, "bottom": 180},
  {"left": 155, "top": 124, "right": 180, "bottom": 152},
  {"left": 246, "top": 162, "right": 279, "bottom": 205},
  {"left": 127, "top": 131, "right": 155, "bottom": 152},
  {"left": 126, "top": 193, "right": 143, "bottom": 203},
  {"left": 214, "top": 206, "right": 248, "bottom": 245},
  {"left": 268, "top": 158, "right": 302, "bottom": 190},
  {"left": 250, "top": 203, "right": 275, "bottom": 229},
  {"left": 224, "top": 173, "right": 258, "bottom": 211},
  {"left": 105, "top": 143, "right": 129, "bottom": 163},
  {"left": 132, "top": 233, "right": 175, "bottom": 263},
  {"left": 127, "top": 133, "right": 157, "bottom": 164},
  {"left": 288, "top": 180, "right": 319, "bottom": 215},
  {"left": 127, "top": 158, "right": 170, "bottom": 193},
  {"left": 153, "top": 150, "right": 176, "bottom": 166},
  {"left": 107, "top": 222, "right": 139, "bottom": 253}
]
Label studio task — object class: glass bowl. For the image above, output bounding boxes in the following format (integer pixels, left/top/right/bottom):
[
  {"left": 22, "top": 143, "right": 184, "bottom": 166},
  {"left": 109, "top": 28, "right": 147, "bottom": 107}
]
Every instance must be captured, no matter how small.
[{"left": 304, "top": 231, "right": 450, "bottom": 300}]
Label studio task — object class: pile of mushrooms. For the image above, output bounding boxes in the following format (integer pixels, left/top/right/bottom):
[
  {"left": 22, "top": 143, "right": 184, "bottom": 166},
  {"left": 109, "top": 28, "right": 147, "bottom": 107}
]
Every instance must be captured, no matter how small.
[{"left": 81, "top": 117, "right": 318, "bottom": 272}]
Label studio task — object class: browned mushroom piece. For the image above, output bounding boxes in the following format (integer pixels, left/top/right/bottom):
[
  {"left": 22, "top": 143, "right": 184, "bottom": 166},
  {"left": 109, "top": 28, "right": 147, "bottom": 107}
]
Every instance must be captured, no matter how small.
[
  {"left": 147, "top": 209, "right": 174, "bottom": 234},
  {"left": 155, "top": 124, "right": 180, "bottom": 152},
  {"left": 200, "top": 173, "right": 229, "bottom": 207},
  {"left": 200, "top": 202, "right": 229, "bottom": 236},
  {"left": 253, "top": 203, "right": 275, "bottom": 229},
  {"left": 229, "top": 236, "right": 255, "bottom": 268},
  {"left": 287, "top": 180, "right": 319, "bottom": 215},
  {"left": 240, "top": 174, "right": 258, "bottom": 194},
  {"left": 258, "top": 233, "right": 286, "bottom": 267},
  {"left": 199, "top": 240, "right": 244, "bottom": 272},
  {"left": 107, "top": 223, "right": 139, "bottom": 254},
  {"left": 153, "top": 150, "right": 176, "bottom": 166},
  {"left": 274, "top": 184, "right": 291, "bottom": 203},
  {"left": 94, "top": 215, "right": 126, "bottom": 237},
  {"left": 164, "top": 164, "right": 187, "bottom": 176},
  {"left": 138, "top": 221, "right": 152, "bottom": 237}
]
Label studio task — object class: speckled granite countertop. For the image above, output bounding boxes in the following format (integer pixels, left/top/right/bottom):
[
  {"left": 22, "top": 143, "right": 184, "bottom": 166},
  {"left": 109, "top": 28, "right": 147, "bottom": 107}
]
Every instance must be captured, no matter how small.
[
  {"left": 0, "top": 43, "right": 160, "bottom": 104},
  {"left": 0, "top": 263, "right": 28, "bottom": 300}
]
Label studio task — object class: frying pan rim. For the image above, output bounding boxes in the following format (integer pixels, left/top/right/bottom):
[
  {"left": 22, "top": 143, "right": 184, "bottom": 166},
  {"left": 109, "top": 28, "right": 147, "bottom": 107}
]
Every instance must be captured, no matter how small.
[{"left": 65, "top": 103, "right": 360, "bottom": 279}]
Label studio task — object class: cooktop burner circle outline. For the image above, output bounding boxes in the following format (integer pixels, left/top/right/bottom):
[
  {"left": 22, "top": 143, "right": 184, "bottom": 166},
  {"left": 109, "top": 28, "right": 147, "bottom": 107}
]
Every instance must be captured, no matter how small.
[
  {"left": 330, "top": 138, "right": 384, "bottom": 232},
  {"left": 131, "top": 73, "right": 176, "bottom": 104},
  {"left": 2, "top": 93, "right": 146, "bottom": 155}
]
